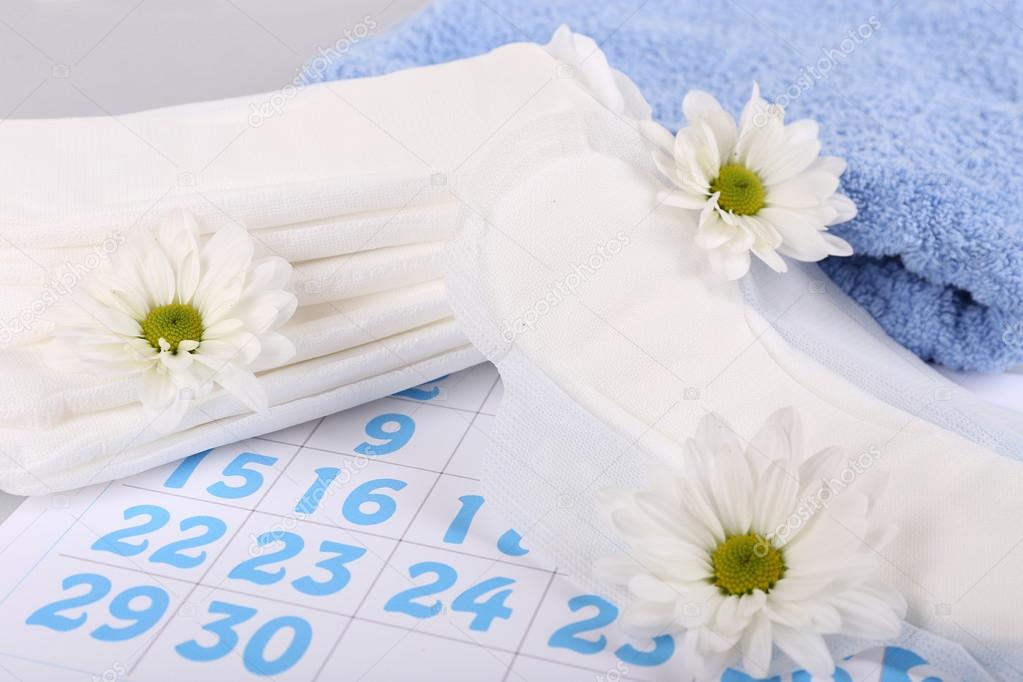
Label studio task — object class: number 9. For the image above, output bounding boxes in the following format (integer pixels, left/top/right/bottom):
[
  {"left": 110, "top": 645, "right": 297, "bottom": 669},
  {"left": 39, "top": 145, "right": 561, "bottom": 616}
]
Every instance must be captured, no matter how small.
[{"left": 354, "top": 414, "right": 415, "bottom": 456}]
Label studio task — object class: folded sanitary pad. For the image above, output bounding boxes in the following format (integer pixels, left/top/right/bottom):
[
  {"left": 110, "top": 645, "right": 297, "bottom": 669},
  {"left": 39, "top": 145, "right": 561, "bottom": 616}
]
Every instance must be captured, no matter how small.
[{"left": 308, "top": 0, "right": 1023, "bottom": 372}]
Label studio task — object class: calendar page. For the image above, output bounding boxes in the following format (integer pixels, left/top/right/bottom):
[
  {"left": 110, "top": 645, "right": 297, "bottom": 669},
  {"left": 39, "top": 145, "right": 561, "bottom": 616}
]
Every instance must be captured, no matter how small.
[{"left": 0, "top": 364, "right": 955, "bottom": 681}]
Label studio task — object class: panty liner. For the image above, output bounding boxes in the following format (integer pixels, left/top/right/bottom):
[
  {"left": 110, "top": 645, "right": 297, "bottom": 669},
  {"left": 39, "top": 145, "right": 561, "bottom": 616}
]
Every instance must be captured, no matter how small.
[{"left": 445, "top": 106, "right": 1022, "bottom": 678}]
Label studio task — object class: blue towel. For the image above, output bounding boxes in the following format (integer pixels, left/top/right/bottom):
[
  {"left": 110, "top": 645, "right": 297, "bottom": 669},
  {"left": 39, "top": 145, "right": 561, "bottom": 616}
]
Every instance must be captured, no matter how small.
[{"left": 305, "top": 0, "right": 1023, "bottom": 372}]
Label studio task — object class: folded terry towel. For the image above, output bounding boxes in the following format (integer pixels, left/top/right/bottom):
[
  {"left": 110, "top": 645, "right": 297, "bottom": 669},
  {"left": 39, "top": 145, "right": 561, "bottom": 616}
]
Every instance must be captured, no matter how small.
[
  {"left": 0, "top": 39, "right": 619, "bottom": 494},
  {"left": 306, "top": 0, "right": 1023, "bottom": 372}
]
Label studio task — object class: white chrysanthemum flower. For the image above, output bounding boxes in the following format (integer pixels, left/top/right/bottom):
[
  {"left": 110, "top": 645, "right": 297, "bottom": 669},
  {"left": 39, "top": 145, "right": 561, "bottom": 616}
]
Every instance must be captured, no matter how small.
[
  {"left": 596, "top": 409, "right": 905, "bottom": 680},
  {"left": 642, "top": 84, "right": 856, "bottom": 279},
  {"left": 51, "top": 210, "right": 297, "bottom": 430}
]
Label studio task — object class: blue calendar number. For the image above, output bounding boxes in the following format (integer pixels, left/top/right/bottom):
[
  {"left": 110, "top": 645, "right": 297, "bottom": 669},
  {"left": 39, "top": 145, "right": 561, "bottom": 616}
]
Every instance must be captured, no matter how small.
[
  {"left": 354, "top": 413, "right": 415, "bottom": 455},
  {"left": 384, "top": 561, "right": 455, "bottom": 619},
  {"left": 228, "top": 532, "right": 367, "bottom": 596},
  {"left": 729, "top": 647, "right": 941, "bottom": 682},
  {"left": 164, "top": 450, "right": 278, "bottom": 499},
  {"left": 548, "top": 595, "right": 614, "bottom": 654},
  {"left": 384, "top": 561, "right": 515, "bottom": 632},
  {"left": 230, "top": 532, "right": 305, "bottom": 585},
  {"left": 450, "top": 576, "right": 515, "bottom": 631},
  {"left": 342, "top": 478, "right": 405, "bottom": 524},
  {"left": 295, "top": 472, "right": 407, "bottom": 524},
  {"left": 163, "top": 449, "right": 212, "bottom": 489},
  {"left": 91, "top": 504, "right": 170, "bottom": 556},
  {"left": 394, "top": 374, "right": 448, "bottom": 401},
  {"left": 150, "top": 515, "right": 227, "bottom": 568},
  {"left": 27, "top": 573, "right": 111, "bottom": 632},
  {"left": 443, "top": 495, "right": 529, "bottom": 557},
  {"left": 209, "top": 452, "right": 278, "bottom": 499},
  {"left": 548, "top": 595, "right": 674, "bottom": 667},
  {"left": 295, "top": 466, "right": 342, "bottom": 515},
  {"left": 91, "top": 504, "right": 226, "bottom": 569},
  {"left": 27, "top": 573, "right": 169, "bottom": 642},
  {"left": 175, "top": 601, "right": 311, "bottom": 676},
  {"left": 91, "top": 585, "right": 170, "bottom": 642},
  {"left": 293, "top": 540, "right": 367, "bottom": 596}
]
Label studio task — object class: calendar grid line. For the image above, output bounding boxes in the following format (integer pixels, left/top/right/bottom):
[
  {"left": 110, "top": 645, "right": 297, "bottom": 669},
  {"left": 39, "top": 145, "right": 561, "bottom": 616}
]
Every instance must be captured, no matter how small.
[
  {"left": 58, "top": 552, "right": 362, "bottom": 619},
  {"left": 0, "top": 506, "right": 48, "bottom": 558},
  {"left": 424, "top": 372, "right": 574, "bottom": 682},
  {"left": 0, "top": 650, "right": 114, "bottom": 681},
  {"left": 439, "top": 377, "right": 499, "bottom": 479},
  {"left": 251, "top": 439, "right": 488, "bottom": 484},
  {"left": 0, "top": 654, "right": 23, "bottom": 682},
  {"left": 165, "top": 377, "right": 534, "bottom": 682},
  {"left": 5, "top": 367, "right": 669, "bottom": 682},
  {"left": 501, "top": 567, "right": 558, "bottom": 682},
  {"left": 0, "top": 482, "right": 113, "bottom": 610},
  {"left": 240, "top": 377, "right": 520, "bottom": 613},
  {"left": 252, "top": 508, "right": 555, "bottom": 572},
  {"left": 444, "top": 503, "right": 560, "bottom": 682},
  {"left": 312, "top": 374, "right": 506, "bottom": 682},
  {"left": 397, "top": 376, "right": 545, "bottom": 682},
  {"left": 0, "top": 641, "right": 655, "bottom": 682},
  {"left": 389, "top": 393, "right": 499, "bottom": 417},
  {"left": 117, "top": 455, "right": 551, "bottom": 574},
  {"left": 113, "top": 475, "right": 566, "bottom": 584},
  {"left": 251, "top": 439, "right": 469, "bottom": 477},
  {"left": 125, "top": 424, "right": 319, "bottom": 676}
]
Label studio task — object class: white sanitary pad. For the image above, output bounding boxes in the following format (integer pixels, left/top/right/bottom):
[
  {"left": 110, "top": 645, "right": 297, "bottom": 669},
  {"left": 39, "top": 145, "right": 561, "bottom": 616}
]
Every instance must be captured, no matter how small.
[{"left": 444, "top": 103, "right": 1023, "bottom": 677}]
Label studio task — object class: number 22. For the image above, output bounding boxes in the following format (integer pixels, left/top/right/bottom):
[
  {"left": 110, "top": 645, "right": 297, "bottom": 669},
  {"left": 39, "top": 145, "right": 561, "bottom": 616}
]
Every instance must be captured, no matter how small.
[{"left": 91, "top": 504, "right": 226, "bottom": 569}]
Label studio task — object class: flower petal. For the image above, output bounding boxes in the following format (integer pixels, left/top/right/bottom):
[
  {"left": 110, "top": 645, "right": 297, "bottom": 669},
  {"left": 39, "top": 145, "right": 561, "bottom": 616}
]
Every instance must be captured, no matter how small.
[
  {"left": 682, "top": 89, "right": 725, "bottom": 124},
  {"left": 622, "top": 600, "right": 677, "bottom": 637},
  {"left": 695, "top": 211, "right": 735, "bottom": 250},
  {"left": 707, "top": 246, "right": 751, "bottom": 280},
  {"left": 821, "top": 232, "right": 854, "bottom": 256},
  {"left": 638, "top": 119, "right": 676, "bottom": 154},
  {"left": 209, "top": 363, "right": 267, "bottom": 412},
  {"left": 758, "top": 208, "right": 832, "bottom": 261},
  {"left": 657, "top": 188, "right": 707, "bottom": 210},
  {"left": 772, "top": 624, "right": 835, "bottom": 679},
  {"left": 740, "top": 610, "right": 773, "bottom": 677},
  {"left": 826, "top": 193, "right": 858, "bottom": 224}
]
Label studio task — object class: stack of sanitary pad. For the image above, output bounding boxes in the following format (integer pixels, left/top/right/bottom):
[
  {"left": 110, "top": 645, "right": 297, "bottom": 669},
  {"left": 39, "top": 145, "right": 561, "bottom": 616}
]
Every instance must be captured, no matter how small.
[{"left": 0, "top": 41, "right": 611, "bottom": 494}]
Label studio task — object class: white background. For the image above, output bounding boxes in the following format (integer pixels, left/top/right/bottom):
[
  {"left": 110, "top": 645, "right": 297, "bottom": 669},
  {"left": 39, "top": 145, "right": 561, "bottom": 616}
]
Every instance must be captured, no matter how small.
[{"left": 0, "top": 0, "right": 426, "bottom": 118}]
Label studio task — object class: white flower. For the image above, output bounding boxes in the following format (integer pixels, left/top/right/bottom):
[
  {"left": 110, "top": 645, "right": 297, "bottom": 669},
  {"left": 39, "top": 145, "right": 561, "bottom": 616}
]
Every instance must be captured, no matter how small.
[
  {"left": 595, "top": 409, "right": 905, "bottom": 680},
  {"left": 642, "top": 84, "right": 856, "bottom": 279},
  {"left": 51, "top": 210, "right": 297, "bottom": 431}
]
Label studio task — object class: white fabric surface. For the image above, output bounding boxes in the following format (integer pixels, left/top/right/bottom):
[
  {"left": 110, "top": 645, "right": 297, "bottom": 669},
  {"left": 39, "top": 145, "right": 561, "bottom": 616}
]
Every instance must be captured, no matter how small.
[
  {"left": 0, "top": 39, "right": 614, "bottom": 495},
  {"left": 445, "top": 104, "right": 1023, "bottom": 678}
]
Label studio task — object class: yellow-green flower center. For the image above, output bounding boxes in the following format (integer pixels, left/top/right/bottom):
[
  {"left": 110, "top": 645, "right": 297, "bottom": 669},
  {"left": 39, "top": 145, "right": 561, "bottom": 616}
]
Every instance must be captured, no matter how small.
[
  {"left": 710, "top": 533, "right": 786, "bottom": 596},
  {"left": 710, "top": 163, "right": 766, "bottom": 216},
  {"left": 139, "top": 303, "right": 204, "bottom": 352}
]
